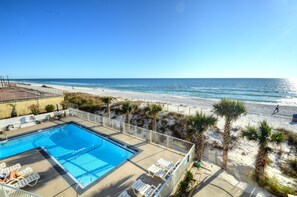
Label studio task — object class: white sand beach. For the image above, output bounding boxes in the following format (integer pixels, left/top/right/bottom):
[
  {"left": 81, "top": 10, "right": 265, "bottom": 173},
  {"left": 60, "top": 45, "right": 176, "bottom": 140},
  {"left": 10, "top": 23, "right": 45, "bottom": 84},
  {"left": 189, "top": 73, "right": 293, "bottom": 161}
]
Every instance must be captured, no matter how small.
[{"left": 29, "top": 82, "right": 297, "bottom": 132}]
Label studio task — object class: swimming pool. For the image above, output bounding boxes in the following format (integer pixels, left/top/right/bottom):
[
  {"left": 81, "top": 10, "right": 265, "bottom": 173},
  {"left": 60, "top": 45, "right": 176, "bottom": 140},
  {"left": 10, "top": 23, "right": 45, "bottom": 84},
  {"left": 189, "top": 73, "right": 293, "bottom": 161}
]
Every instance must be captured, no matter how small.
[{"left": 0, "top": 123, "right": 135, "bottom": 188}]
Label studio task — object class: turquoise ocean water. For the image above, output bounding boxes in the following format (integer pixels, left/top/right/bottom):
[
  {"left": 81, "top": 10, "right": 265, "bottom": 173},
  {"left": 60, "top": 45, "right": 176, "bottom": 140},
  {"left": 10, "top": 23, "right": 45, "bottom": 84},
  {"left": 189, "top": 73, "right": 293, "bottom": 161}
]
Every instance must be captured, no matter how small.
[{"left": 13, "top": 78, "right": 297, "bottom": 105}]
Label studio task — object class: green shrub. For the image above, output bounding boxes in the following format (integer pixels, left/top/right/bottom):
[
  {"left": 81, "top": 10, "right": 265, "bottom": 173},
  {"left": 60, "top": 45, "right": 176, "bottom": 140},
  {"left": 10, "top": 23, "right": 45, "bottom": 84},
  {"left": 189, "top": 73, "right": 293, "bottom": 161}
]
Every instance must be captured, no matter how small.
[
  {"left": 45, "top": 104, "right": 55, "bottom": 112},
  {"left": 28, "top": 104, "right": 40, "bottom": 115},
  {"left": 178, "top": 180, "right": 189, "bottom": 193},
  {"left": 258, "top": 176, "right": 295, "bottom": 197},
  {"left": 185, "top": 171, "right": 193, "bottom": 181},
  {"left": 63, "top": 93, "right": 103, "bottom": 112},
  {"left": 178, "top": 171, "right": 193, "bottom": 193},
  {"left": 289, "top": 158, "right": 297, "bottom": 171},
  {"left": 276, "top": 128, "right": 297, "bottom": 150},
  {"left": 61, "top": 100, "right": 70, "bottom": 110},
  {"left": 280, "top": 159, "right": 297, "bottom": 178}
]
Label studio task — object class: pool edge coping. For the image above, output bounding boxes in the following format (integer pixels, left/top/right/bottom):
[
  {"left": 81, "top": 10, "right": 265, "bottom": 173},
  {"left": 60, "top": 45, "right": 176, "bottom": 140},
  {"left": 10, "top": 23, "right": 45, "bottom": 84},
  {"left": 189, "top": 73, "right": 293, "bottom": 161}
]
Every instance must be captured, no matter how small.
[{"left": 1, "top": 120, "right": 143, "bottom": 194}]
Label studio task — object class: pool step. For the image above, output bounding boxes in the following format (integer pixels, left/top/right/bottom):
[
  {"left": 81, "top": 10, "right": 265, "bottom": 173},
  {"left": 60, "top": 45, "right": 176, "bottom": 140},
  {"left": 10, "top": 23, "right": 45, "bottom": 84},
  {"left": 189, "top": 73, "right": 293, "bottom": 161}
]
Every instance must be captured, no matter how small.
[{"left": 60, "top": 143, "right": 104, "bottom": 161}]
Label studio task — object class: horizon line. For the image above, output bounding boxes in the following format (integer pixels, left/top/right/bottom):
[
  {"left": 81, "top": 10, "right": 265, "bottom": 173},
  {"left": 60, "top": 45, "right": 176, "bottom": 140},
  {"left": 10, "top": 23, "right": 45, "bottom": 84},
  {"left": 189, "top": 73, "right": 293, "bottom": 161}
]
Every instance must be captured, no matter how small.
[{"left": 10, "top": 77, "right": 294, "bottom": 80}]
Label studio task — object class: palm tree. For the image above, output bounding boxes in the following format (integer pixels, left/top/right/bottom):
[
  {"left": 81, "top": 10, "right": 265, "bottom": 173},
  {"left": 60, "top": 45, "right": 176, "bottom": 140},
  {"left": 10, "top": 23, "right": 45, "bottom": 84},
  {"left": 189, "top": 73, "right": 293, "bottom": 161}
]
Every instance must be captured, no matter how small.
[
  {"left": 121, "top": 101, "right": 138, "bottom": 124},
  {"left": 187, "top": 112, "right": 217, "bottom": 161},
  {"left": 144, "top": 104, "right": 163, "bottom": 131},
  {"left": 102, "top": 96, "right": 112, "bottom": 118},
  {"left": 8, "top": 103, "right": 17, "bottom": 117},
  {"left": 213, "top": 98, "right": 247, "bottom": 170},
  {"left": 242, "top": 121, "right": 284, "bottom": 181}
]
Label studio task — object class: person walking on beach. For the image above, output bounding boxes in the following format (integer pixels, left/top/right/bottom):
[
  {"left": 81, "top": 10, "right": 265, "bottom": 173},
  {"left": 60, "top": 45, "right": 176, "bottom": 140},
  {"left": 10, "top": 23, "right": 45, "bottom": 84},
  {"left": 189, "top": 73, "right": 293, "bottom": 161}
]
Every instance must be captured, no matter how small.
[{"left": 273, "top": 104, "right": 279, "bottom": 114}]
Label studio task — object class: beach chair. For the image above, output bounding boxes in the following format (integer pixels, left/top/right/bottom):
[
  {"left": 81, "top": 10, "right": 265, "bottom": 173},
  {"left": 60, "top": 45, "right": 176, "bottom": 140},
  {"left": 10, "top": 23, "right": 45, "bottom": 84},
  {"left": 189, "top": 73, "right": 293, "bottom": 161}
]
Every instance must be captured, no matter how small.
[
  {"left": 156, "top": 158, "right": 179, "bottom": 171},
  {"left": 0, "top": 163, "right": 21, "bottom": 174},
  {"left": 0, "top": 162, "right": 6, "bottom": 169},
  {"left": 147, "top": 164, "right": 172, "bottom": 180},
  {"left": 6, "top": 167, "right": 33, "bottom": 184},
  {"left": 131, "top": 179, "right": 160, "bottom": 197},
  {"left": 6, "top": 173, "right": 40, "bottom": 195},
  {"left": 117, "top": 190, "right": 131, "bottom": 197}
]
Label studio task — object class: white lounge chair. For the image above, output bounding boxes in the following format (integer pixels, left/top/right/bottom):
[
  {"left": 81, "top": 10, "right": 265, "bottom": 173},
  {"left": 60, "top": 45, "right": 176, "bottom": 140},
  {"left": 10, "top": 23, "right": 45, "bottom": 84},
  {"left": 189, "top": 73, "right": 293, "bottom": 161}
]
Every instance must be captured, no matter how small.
[
  {"left": 0, "top": 162, "right": 6, "bottom": 169},
  {"left": 6, "top": 167, "right": 33, "bottom": 184},
  {"left": 156, "top": 158, "right": 179, "bottom": 171},
  {"left": 117, "top": 190, "right": 131, "bottom": 197},
  {"left": 0, "top": 163, "right": 21, "bottom": 174},
  {"left": 148, "top": 164, "right": 172, "bottom": 180},
  {"left": 6, "top": 173, "right": 40, "bottom": 194},
  {"left": 132, "top": 179, "right": 160, "bottom": 197}
]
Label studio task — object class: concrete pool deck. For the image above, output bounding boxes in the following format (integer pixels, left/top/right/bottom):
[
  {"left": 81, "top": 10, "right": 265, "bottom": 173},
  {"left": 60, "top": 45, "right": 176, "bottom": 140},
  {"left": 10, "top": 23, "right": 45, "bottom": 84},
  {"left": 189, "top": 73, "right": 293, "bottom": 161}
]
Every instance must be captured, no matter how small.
[{"left": 1, "top": 117, "right": 184, "bottom": 197}]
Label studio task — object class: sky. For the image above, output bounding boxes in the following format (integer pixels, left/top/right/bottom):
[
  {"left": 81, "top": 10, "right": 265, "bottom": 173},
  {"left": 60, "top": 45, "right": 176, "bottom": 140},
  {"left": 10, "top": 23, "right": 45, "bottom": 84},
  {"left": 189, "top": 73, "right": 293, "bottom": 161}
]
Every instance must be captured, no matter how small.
[{"left": 0, "top": 0, "right": 297, "bottom": 78}]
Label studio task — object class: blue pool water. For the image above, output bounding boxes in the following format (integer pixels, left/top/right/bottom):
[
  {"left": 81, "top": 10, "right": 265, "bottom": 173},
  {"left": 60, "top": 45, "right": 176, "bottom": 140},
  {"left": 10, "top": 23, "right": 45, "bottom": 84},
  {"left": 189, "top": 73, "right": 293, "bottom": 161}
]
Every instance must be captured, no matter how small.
[{"left": 0, "top": 123, "right": 134, "bottom": 187}]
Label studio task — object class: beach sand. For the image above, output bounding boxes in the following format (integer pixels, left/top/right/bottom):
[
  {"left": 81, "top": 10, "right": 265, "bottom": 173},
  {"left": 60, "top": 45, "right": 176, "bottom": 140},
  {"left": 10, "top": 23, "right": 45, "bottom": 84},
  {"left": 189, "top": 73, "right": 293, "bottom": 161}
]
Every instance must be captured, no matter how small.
[{"left": 30, "top": 83, "right": 297, "bottom": 132}]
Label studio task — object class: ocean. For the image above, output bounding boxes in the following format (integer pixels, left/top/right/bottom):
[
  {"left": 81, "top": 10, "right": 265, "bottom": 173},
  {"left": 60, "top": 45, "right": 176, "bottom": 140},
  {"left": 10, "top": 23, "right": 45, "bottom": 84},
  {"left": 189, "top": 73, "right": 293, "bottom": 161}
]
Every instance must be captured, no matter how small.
[{"left": 13, "top": 78, "right": 297, "bottom": 106}]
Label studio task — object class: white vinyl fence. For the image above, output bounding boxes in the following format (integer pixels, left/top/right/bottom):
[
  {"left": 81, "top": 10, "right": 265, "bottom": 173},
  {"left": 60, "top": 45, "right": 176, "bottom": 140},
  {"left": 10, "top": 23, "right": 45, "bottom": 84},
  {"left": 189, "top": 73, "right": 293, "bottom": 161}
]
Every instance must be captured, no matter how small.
[
  {"left": 0, "top": 111, "right": 68, "bottom": 131},
  {"left": 68, "top": 108, "right": 195, "bottom": 196}
]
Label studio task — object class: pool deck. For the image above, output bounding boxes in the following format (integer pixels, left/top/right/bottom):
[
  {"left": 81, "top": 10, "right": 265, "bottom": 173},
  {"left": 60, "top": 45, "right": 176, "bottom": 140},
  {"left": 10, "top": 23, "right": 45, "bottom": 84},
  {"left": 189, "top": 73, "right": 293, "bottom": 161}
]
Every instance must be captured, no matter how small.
[{"left": 1, "top": 117, "right": 184, "bottom": 197}]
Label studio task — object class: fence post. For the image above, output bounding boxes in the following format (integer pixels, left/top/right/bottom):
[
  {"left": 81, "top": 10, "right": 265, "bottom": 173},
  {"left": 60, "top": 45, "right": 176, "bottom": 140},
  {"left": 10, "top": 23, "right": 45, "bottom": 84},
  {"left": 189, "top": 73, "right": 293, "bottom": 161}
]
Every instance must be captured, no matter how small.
[
  {"left": 166, "top": 136, "right": 169, "bottom": 148},
  {"left": 122, "top": 122, "right": 125, "bottom": 134}
]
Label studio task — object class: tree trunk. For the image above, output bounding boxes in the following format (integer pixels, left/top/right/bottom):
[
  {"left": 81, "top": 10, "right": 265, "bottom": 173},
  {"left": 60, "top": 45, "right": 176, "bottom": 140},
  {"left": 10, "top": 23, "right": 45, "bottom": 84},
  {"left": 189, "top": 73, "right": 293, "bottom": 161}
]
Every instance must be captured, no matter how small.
[
  {"left": 255, "top": 145, "right": 266, "bottom": 181},
  {"left": 197, "top": 132, "right": 204, "bottom": 161},
  {"left": 152, "top": 115, "right": 157, "bottom": 131},
  {"left": 126, "top": 113, "right": 130, "bottom": 124},
  {"left": 107, "top": 104, "right": 110, "bottom": 119},
  {"left": 223, "top": 119, "right": 231, "bottom": 170}
]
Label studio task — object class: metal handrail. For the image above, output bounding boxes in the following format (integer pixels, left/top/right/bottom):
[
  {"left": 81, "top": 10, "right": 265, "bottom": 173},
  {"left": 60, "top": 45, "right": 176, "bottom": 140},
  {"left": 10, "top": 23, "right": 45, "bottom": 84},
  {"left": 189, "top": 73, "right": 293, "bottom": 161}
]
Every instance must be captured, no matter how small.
[
  {"left": 0, "top": 183, "right": 42, "bottom": 197},
  {"left": 0, "top": 129, "right": 8, "bottom": 143}
]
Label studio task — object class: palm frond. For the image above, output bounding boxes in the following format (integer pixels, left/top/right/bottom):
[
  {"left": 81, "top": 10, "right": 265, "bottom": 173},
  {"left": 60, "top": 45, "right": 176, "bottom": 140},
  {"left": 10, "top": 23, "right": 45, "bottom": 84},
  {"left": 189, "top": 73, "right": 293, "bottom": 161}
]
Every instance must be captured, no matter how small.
[
  {"left": 212, "top": 98, "right": 246, "bottom": 121},
  {"left": 258, "top": 121, "right": 272, "bottom": 145},
  {"left": 187, "top": 111, "right": 217, "bottom": 134},
  {"left": 102, "top": 96, "right": 112, "bottom": 104},
  {"left": 144, "top": 104, "right": 163, "bottom": 117},
  {"left": 271, "top": 132, "right": 285, "bottom": 145},
  {"left": 242, "top": 126, "right": 258, "bottom": 141}
]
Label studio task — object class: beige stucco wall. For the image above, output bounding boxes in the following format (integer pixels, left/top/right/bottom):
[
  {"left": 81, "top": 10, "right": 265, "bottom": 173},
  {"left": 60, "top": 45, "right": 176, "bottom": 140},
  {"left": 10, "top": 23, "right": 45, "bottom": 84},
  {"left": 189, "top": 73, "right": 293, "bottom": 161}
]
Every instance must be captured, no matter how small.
[{"left": 0, "top": 96, "right": 64, "bottom": 119}]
